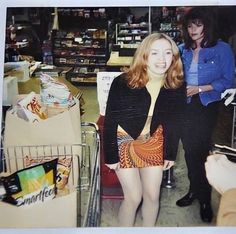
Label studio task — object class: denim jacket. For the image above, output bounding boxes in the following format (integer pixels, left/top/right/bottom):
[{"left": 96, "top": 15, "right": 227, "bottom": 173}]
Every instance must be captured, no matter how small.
[{"left": 179, "top": 40, "right": 235, "bottom": 106}]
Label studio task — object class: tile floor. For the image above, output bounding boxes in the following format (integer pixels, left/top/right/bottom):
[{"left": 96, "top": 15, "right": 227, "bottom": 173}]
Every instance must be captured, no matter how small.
[{"left": 78, "top": 85, "right": 233, "bottom": 227}]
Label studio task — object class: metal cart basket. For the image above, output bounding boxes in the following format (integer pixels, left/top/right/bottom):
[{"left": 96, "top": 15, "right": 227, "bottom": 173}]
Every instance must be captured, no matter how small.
[{"left": 0, "top": 121, "right": 100, "bottom": 228}]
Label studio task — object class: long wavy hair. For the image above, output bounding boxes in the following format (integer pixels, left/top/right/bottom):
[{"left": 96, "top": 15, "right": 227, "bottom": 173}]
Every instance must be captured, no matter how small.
[
  {"left": 182, "top": 7, "right": 219, "bottom": 49},
  {"left": 125, "top": 33, "right": 183, "bottom": 89}
]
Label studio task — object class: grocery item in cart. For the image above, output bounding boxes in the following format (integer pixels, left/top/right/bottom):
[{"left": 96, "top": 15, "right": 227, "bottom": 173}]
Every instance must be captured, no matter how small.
[
  {"left": 24, "top": 155, "right": 72, "bottom": 195},
  {"left": 56, "top": 157, "right": 72, "bottom": 194},
  {"left": 11, "top": 91, "right": 47, "bottom": 123},
  {"left": 40, "top": 73, "right": 75, "bottom": 108},
  {"left": 1, "top": 158, "right": 58, "bottom": 207}
]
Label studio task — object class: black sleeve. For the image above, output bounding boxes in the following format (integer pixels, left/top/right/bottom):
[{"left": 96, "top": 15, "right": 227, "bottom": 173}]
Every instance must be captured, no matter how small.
[
  {"left": 161, "top": 83, "right": 186, "bottom": 161},
  {"left": 103, "top": 77, "right": 120, "bottom": 164},
  {"left": 162, "top": 119, "right": 182, "bottom": 161}
]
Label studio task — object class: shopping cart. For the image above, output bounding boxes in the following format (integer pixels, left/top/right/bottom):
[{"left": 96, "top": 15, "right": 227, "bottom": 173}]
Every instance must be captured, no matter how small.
[{"left": 0, "top": 121, "right": 100, "bottom": 228}]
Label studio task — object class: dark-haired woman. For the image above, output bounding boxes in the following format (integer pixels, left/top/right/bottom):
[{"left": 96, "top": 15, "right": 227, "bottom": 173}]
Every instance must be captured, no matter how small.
[{"left": 176, "top": 7, "right": 235, "bottom": 223}]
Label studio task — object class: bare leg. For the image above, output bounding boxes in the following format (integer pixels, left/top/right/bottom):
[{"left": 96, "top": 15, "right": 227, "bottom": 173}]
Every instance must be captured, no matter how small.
[
  {"left": 140, "top": 166, "right": 163, "bottom": 226},
  {"left": 115, "top": 168, "right": 142, "bottom": 226}
]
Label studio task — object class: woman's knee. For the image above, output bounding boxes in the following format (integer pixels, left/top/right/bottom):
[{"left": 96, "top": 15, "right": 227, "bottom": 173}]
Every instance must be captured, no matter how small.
[
  {"left": 123, "top": 191, "right": 142, "bottom": 207},
  {"left": 142, "top": 182, "right": 161, "bottom": 203},
  {"left": 143, "top": 189, "right": 160, "bottom": 204}
]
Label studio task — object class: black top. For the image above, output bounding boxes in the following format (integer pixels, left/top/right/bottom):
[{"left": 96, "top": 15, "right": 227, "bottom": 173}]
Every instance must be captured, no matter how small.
[{"left": 103, "top": 73, "right": 187, "bottom": 164}]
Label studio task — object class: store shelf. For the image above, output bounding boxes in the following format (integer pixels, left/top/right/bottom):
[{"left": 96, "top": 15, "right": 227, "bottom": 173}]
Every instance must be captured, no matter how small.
[
  {"left": 115, "top": 22, "right": 151, "bottom": 45},
  {"left": 52, "top": 29, "right": 108, "bottom": 85},
  {"left": 52, "top": 8, "right": 109, "bottom": 85},
  {"left": 158, "top": 23, "right": 182, "bottom": 44}
]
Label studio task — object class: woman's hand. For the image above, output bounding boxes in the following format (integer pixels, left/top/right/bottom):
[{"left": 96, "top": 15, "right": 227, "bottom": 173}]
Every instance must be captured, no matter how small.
[
  {"left": 205, "top": 154, "right": 236, "bottom": 194},
  {"left": 163, "top": 160, "right": 174, "bottom": 171},
  {"left": 105, "top": 162, "right": 120, "bottom": 171},
  {"left": 187, "top": 84, "right": 213, "bottom": 97},
  {"left": 186, "top": 85, "right": 199, "bottom": 97}
]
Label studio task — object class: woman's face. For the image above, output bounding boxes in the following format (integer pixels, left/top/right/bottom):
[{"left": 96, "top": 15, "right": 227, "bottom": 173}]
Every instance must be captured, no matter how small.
[
  {"left": 187, "top": 19, "right": 204, "bottom": 43},
  {"left": 147, "top": 38, "right": 173, "bottom": 75}
]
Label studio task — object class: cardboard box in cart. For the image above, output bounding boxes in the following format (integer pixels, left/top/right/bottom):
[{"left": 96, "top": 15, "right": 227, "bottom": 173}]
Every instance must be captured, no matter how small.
[
  {"left": 0, "top": 99, "right": 81, "bottom": 228},
  {"left": 0, "top": 190, "right": 77, "bottom": 228}
]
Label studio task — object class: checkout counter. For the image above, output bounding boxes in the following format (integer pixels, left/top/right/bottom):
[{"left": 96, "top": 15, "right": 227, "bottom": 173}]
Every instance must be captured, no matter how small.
[
  {"left": 106, "top": 51, "right": 133, "bottom": 69},
  {"left": 106, "top": 45, "right": 135, "bottom": 71}
]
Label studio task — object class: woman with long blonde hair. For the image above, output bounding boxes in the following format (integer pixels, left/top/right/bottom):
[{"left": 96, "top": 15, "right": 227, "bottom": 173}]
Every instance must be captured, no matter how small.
[{"left": 104, "top": 33, "right": 186, "bottom": 226}]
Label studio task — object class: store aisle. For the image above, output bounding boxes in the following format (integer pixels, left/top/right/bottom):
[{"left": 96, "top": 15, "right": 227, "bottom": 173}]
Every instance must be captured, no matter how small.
[
  {"left": 79, "top": 86, "right": 100, "bottom": 123},
  {"left": 79, "top": 85, "right": 222, "bottom": 227}
]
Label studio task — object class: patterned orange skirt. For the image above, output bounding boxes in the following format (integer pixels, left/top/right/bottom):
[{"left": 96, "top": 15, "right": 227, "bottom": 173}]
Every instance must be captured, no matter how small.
[{"left": 117, "top": 125, "right": 164, "bottom": 168}]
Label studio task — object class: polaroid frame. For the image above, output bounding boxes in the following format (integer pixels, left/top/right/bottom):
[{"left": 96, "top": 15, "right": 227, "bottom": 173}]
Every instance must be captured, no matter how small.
[{"left": 0, "top": 0, "right": 236, "bottom": 234}]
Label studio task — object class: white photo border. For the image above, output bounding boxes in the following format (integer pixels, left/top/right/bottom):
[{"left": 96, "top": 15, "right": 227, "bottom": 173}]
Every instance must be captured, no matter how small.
[{"left": 0, "top": 1, "right": 236, "bottom": 234}]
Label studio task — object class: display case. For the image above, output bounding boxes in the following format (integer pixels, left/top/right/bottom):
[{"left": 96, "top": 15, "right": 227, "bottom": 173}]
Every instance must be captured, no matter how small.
[
  {"left": 52, "top": 29, "right": 108, "bottom": 85},
  {"left": 158, "top": 22, "right": 182, "bottom": 45},
  {"left": 51, "top": 8, "right": 109, "bottom": 85},
  {"left": 115, "top": 22, "right": 151, "bottom": 47}
]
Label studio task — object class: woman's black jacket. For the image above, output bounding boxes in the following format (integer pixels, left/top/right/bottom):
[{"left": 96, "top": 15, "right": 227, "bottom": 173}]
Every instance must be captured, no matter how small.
[{"left": 103, "top": 74, "right": 186, "bottom": 164}]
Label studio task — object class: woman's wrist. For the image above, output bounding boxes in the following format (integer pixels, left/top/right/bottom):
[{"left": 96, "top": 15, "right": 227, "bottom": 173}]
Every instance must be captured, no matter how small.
[
  {"left": 198, "top": 85, "right": 213, "bottom": 93},
  {"left": 198, "top": 86, "right": 203, "bottom": 93}
]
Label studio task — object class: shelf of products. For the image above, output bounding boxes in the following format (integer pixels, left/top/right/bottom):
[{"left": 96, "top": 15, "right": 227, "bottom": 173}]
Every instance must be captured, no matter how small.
[
  {"left": 52, "top": 29, "right": 108, "bottom": 85},
  {"left": 51, "top": 8, "right": 109, "bottom": 85},
  {"left": 158, "top": 22, "right": 182, "bottom": 45},
  {"left": 115, "top": 22, "right": 151, "bottom": 47}
]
